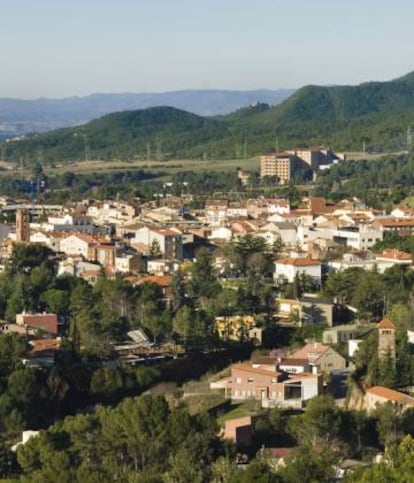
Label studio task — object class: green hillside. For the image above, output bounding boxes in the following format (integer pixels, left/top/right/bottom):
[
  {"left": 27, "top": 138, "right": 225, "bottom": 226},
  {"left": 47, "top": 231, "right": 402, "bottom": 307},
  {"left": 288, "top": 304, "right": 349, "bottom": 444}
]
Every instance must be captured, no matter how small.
[
  {"left": 2, "top": 106, "right": 229, "bottom": 163},
  {"left": 3, "top": 71, "right": 414, "bottom": 164}
]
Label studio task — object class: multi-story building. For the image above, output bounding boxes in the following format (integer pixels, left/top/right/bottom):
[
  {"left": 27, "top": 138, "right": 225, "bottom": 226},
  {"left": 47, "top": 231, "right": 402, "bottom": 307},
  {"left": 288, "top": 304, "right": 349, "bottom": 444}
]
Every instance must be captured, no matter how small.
[
  {"left": 132, "top": 226, "right": 183, "bottom": 260},
  {"left": 332, "top": 225, "right": 383, "bottom": 250},
  {"left": 225, "top": 363, "right": 322, "bottom": 408},
  {"left": 260, "top": 152, "right": 299, "bottom": 183},
  {"left": 260, "top": 147, "right": 345, "bottom": 183}
]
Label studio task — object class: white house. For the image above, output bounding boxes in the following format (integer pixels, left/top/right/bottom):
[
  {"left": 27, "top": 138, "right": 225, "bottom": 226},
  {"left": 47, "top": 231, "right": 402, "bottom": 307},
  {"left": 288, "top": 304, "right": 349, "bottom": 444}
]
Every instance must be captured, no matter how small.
[
  {"left": 60, "top": 234, "right": 91, "bottom": 258},
  {"left": 209, "top": 226, "right": 233, "bottom": 242},
  {"left": 274, "top": 257, "right": 322, "bottom": 286}
]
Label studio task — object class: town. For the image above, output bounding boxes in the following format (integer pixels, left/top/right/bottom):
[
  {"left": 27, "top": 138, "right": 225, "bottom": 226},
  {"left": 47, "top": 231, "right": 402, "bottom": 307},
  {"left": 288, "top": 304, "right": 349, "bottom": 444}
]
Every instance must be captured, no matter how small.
[{"left": 0, "top": 144, "right": 413, "bottom": 480}]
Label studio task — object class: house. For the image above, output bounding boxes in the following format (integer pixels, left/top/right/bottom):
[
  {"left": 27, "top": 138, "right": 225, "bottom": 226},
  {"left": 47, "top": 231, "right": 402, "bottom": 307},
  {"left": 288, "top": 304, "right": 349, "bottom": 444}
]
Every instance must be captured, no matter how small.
[
  {"left": 205, "top": 200, "right": 229, "bottom": 225},
  {"left": 364, "top": 386, "right": 414, "bottom": 412},
  {"left": 375, "top": 249, "right": 412, "bottom": 271},
  {"left": 275, "top": 298, "right": 341, "bottom": 327},
  {"left": 225, "top": 363, "right": 322, "bottom": 408},
  {"left": 274, "top": 257, "right": 322, "bottom": 287},
  {"left": 278, "top": 358, "right": 311, "bottom": 374},
  {"left": 323, "top": 324, "right": 373, "bottom": 345},
  {"left": 147, "top": 259, "right": 178, "bottom": 275},
  {"left": 390, "top": 207, "right": 414, "bottom": 218},
  {"left": 328, "top": 251, "right": 377, "bottom": 272},
  {"left": 22, "top": 338, "right": 62, "bottom": 368},
  {"left": 16, "top": 312, "right": 58, "bottom": 336},
  {"left": 209, "top": 226, "right": 233, "bottom": 242},
  {"left": 131, "top": 226, "right": 183, "bottom": 260},
  {"left": 289, "top": 342, "right": 346, "bottom": 372},
  {"left": 329, "top": 249, "right": 413, "bottom": 274},
  {"left": 59, "top": 233, "right": 95, "bottom": 258},
  {"left": 115, "top": 252, "right": 143, "bottom": 274},
  {"left": 372, "top": 217, "right": 414, "bottom": 235}
]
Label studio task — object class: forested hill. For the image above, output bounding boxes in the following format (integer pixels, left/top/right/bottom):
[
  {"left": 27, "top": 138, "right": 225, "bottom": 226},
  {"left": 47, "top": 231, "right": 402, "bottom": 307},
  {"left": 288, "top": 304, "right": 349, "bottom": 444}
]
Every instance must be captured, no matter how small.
[
  {"left": 2, "top": 107, "right": 230, "bottom": 162},
  {"left": 4, "top": 71, "right": 414, "bottom": 163}
]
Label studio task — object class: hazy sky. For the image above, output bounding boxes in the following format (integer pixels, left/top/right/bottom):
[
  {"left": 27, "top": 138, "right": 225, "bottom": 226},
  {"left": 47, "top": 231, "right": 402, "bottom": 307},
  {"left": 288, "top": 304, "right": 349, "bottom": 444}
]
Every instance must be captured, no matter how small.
[{"left": 1, "top": 0, "right": 414, "bottom": 98}]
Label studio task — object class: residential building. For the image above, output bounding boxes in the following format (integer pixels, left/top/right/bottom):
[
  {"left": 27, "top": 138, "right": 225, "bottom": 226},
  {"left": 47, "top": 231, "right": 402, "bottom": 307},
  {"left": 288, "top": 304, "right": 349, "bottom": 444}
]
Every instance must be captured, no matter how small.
[
  {"left": 364, "top": 386, "right": 414, "bottom": 412},
  {"left": 373, "top": 217, "right": 414, "bottom": 235},
  {"left": 289, "top": 342, "right": 346, "bottom": 372},
  {"left": 131, "top": 226, "right": 183, "bottom": 260},
  {"left": 260, "top": 152, "right": 306, "bottom": 184},
  {"left": 205, "top": 200, "right": 229, "bottom": 225},
  {"left": 225, "top": 363, "right": 322, "bottom": 408},
  {"left": 274, "top": 257, "right": 322, "bottom": 286},
  {"left": 332, "top": 225, "right": 383, "bottom": 250},
  {"left": 323, "top": 324, "right": 373, "bottom": 345},
  {"left": 16, "top": 312, "right": 58, "bottom": 336}
]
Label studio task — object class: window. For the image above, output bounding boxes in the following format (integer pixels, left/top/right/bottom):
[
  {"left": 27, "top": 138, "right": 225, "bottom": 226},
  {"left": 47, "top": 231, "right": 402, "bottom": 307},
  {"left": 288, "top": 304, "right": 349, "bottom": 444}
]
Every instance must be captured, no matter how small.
[
  {"left": 236, "top": 377, "right": 241, "bottom": 384},
  {"left": 248, "top": 378, "right": 254, "bottom": 383}
]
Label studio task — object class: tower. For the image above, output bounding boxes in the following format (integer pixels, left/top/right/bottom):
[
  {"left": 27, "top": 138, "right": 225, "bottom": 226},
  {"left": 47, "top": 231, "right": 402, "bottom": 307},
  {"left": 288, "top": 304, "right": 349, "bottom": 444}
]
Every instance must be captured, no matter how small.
[
  {"left": 15, "top": 209, "right": 30, "bottom": 243},
  {"left": 377, "top": 318, "right": 396, "bottom": 361}
]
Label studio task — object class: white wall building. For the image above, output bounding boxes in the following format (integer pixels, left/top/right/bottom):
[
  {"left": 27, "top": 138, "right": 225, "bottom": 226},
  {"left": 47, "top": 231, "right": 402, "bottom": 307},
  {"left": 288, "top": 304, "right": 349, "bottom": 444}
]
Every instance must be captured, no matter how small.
[
  {"left": 332, "top": 225, "right": 383, "bottom": 250},
  {"left": 274, "top": 258, "right": 322, "bottom": 285}
]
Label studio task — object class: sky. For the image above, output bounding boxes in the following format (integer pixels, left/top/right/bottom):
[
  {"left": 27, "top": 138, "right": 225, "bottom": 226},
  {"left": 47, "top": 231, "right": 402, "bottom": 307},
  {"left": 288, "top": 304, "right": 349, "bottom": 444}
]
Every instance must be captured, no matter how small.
[{"left": 1, "top": 0, "right": 414, "bottom": 98}]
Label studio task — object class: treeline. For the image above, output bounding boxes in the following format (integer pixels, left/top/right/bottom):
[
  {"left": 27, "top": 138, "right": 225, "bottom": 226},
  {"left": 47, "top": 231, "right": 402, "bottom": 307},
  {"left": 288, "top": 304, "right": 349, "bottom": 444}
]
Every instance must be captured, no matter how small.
[
  {"left": 315, "top": 152, "right": 414, "bottom": 206},
  {"left": 0, "top": 168, "right": 160, "bottom": 202},
  {"left": 6, "top": 393, "right": 414, "bottom": 481}
]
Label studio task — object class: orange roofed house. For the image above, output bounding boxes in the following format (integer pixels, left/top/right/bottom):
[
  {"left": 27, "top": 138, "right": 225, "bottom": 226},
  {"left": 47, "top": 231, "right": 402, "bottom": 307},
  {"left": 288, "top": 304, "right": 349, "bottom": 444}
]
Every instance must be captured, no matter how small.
[
  {"left": 16, "top": 312, "right": 58, "bottom": 336},
  {"left": 59, "top": 233, "right": 116, "bottom": 268},
  {"left": 289, "top": 342, "right": 346, "bottom": 372},
  {"left": 364, "top": 386, "right": 414, "bottom": 412},
  {"left": 274, "top": 252, "right": 322, "bottom": 287}
]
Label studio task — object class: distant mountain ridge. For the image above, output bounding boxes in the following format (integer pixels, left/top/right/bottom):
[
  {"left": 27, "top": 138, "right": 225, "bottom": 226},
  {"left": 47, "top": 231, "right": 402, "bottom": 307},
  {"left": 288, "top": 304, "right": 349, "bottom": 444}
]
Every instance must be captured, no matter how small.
[
  {"left": 0, "top": 89, "right": 294, "bottom": 136},
  {"left": 3, "top": 70, "right": 414, "bottom": 162}
]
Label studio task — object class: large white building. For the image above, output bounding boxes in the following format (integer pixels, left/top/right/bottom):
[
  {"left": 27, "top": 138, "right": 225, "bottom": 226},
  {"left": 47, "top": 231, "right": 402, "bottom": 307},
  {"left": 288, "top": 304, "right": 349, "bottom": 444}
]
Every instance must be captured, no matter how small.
[{"left": 332, "top": 225, "right": 383, "bottom": 250}]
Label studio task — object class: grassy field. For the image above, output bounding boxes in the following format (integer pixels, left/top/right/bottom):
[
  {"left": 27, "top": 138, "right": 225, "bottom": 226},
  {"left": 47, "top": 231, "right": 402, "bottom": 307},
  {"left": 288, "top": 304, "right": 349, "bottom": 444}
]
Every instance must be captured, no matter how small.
[{"left": 0, "top": 157, "right": 260, "bottom": 179}]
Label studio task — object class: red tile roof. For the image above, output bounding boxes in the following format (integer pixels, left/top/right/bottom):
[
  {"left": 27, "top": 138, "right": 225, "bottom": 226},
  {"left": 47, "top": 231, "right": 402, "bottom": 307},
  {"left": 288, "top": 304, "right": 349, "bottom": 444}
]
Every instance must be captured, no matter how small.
[
  {"left": 377, "top": 249, "right": 412, "bottom": 261},
  {"left": 377, "top": 319, "right": 395, "bottom": 330},
  {"left": 231, "top": 363, "right": 282, "bottom": 378},
  {"left": 366, "top": 386, "right": 413, "bottom": 402}
]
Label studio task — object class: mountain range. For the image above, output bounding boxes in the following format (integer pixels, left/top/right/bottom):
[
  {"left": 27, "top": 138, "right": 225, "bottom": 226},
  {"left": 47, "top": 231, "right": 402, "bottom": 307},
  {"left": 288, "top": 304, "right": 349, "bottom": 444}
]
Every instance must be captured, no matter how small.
[
  {"left": 3, "top": 71, "right": 414, "bottom": 163},
  {"left": 0, "top": 89, "right": 294, "bottom": 136}
]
